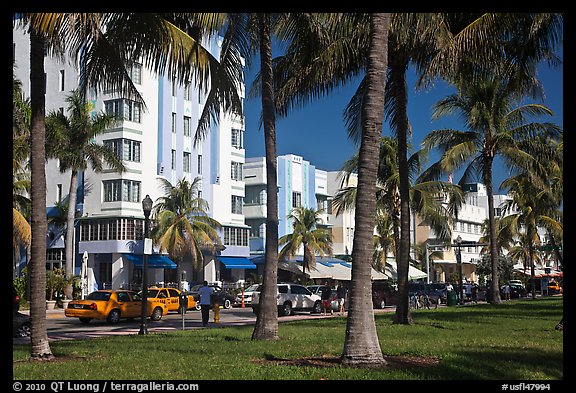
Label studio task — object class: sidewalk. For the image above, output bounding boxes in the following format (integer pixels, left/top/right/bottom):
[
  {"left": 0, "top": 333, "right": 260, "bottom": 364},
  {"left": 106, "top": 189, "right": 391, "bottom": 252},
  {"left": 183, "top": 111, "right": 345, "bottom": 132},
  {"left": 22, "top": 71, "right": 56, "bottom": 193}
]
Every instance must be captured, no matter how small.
[{"left": 18, "top": 308, "right": 66, "bottom": 319}]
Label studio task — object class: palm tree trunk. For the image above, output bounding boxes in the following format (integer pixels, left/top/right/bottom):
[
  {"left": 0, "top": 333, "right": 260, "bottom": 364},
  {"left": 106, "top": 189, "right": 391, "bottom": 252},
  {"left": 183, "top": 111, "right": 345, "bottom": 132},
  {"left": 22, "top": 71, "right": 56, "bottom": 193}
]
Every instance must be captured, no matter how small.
[
  {"left": 528, "top": 223, "right": 537, "bottom": 299},
  {"left": 252, "top": 13, "right": 279, "bottom": 341},
  {"left": 342, "top": 13, "right": 390, "bottom": 367},
  {"left": 65, "top": 169, "right": 78, "bottom": 280},
  {"left": 484, "top": 157, "right": 502, "bottom": 303},
  {"left": 29, "top": 30, "right": 54, "bottom": 360},
  {"left": 390, "top": 55, "right": 413, "bottom": 325}
]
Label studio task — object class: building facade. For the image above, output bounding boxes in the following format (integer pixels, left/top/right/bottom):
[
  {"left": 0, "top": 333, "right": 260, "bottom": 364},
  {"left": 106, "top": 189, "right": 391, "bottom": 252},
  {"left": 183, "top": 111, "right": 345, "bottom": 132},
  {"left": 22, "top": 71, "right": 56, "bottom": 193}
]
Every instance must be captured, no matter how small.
[
  {"left": 244, "top": 154, "right": 332, "bottom": 255},
  {"left": 13, "top": 27, "right": 251, "bottom": 290}
]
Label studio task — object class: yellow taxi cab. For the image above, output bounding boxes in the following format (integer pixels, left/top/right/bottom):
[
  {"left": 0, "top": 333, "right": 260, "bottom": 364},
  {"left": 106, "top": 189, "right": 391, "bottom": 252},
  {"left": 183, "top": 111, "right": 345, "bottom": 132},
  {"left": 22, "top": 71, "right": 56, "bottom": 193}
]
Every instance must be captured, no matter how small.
[
  {"left": 547, "top": 281, "right": 562, "bottom": 295},
  {"left": 65, "top": 289, "right": 168, "bottom": 324},
  {"left": 146, "top": 287, "right": 196, "bottom": 313}
]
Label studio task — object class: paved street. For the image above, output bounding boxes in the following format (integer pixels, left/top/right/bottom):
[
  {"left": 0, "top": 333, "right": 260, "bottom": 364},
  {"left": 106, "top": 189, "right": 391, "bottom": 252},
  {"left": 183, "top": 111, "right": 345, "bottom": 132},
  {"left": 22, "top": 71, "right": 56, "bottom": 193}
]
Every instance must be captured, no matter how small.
[{"left": 14, "top": 306, "right": 397, "bottom": 344}]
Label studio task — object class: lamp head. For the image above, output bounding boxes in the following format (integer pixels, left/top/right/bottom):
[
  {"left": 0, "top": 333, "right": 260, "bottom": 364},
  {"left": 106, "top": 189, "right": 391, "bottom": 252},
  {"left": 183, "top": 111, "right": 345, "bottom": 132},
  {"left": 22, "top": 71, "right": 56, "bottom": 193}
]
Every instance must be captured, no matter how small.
[{"left": 142, "top": 195, "right": 153, "bottom": 216}]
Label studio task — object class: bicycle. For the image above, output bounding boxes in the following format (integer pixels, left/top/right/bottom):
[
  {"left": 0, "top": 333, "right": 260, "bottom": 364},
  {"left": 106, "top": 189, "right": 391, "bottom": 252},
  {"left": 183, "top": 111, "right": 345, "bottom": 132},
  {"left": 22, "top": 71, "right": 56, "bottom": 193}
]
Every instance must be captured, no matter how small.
[
  {"left": 409, "top": 293, "right": 421, "bottom": 309},
  {"left": 419, "top": 293, "right": 437, "bottom": 310}
]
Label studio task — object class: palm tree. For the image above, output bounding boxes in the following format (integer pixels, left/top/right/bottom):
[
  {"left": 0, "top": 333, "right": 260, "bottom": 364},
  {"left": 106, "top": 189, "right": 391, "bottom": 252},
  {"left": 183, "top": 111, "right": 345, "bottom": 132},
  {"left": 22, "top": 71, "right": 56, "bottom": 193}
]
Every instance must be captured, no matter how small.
[
  {"left": 278, "top": 206, "right": 333, "bottom": 276},
  {"left": 421, "top": 13, "right": 562, "bottom": 304},
  {"left": 13, "top": 70, "right": 31, "bottom": 277},
  {"left": 500, "top": 173, "right": 562, "bottom": 299},
  {"left": 45, "top": 89, "right": 125, "bottom": 281},
  {"left": 16, "top": 12, "right": 244, "bottom": 360},
  {"left": 421, "top": 75, "right": 561, "bottom": 304},
  {"left": 151, "top": 177, "right": 222, "bottom": 291},
  {"left": 339, "top": 13, "right": 390, "bottom": 367},
  {"left": 334, "top": 136, "right": 463, "bottom": 321},
  {"left": 27, "top": 28, "right": 54, "bottom": 360},
  {"left": 506, "top": 232, "right": 542, "bottom": 286}
]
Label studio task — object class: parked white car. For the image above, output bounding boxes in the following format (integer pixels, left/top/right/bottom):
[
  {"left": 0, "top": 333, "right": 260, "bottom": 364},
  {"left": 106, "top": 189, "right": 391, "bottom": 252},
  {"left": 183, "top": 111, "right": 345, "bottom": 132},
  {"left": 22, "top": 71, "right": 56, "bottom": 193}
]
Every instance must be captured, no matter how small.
[{"left": 252, "top": 283, "right": 322, "bottom": 316}]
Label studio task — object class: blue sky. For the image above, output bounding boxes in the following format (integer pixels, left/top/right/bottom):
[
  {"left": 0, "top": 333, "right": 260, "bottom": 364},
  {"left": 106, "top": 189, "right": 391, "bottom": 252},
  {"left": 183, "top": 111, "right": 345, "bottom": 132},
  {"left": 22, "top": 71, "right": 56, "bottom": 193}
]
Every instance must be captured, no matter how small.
[{"left": 241, "top": 49, "right": 563, "bottom": 193}]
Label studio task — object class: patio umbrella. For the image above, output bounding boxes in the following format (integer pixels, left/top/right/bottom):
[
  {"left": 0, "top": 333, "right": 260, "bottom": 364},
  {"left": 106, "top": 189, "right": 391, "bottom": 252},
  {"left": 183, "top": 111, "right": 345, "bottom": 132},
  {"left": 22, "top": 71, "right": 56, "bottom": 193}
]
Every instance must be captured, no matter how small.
[{"left": 81, "top": 251, "right": 88, "bottom": 299}]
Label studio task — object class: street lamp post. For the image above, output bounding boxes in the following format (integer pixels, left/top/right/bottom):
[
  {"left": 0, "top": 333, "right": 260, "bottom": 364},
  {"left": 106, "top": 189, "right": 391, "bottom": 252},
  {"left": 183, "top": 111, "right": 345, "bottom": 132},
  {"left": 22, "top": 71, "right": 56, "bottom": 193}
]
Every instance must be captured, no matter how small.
[
  {"left": 139, "top": 194, "right": 153, "bottom": 335},
  {"left": 455, "top": 235, "right": 464, "bottom": 305}
]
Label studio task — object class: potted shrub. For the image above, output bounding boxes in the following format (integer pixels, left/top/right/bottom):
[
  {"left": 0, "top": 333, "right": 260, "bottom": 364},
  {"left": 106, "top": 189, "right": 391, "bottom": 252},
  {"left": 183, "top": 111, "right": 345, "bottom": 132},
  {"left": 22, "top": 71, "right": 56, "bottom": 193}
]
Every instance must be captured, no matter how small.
[{"left": 46, "top": 269, "right": 66, "bottom": 310}]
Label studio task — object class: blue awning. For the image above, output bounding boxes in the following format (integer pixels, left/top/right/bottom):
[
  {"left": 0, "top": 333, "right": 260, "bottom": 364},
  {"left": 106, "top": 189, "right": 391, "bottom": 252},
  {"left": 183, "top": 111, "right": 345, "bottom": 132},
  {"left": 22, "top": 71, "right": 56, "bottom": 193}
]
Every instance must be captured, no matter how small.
[
  {"left": 218, "top": 256, "right": 257, "bottom": 269},
  {"left": 125, "top": 254, "right": 177, "bottom": 269}
]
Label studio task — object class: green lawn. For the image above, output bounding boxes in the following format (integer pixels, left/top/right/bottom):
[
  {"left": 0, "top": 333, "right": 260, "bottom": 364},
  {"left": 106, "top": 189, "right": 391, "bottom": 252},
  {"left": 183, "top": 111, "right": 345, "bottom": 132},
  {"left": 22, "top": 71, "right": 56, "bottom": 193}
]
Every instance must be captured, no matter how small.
[{"left": 13, "top": 297, "right": 563, "bottom": 381}]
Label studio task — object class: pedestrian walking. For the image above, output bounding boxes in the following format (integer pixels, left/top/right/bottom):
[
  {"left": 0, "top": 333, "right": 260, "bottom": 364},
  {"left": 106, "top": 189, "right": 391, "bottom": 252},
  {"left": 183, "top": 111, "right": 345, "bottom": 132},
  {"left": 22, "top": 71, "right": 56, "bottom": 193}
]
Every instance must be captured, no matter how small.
[
  {"left": 198, "top": 281, "right": 213, "bottom": 327},
  {"left": 337, "top": 284, "right": 347, "bottom": 315}
]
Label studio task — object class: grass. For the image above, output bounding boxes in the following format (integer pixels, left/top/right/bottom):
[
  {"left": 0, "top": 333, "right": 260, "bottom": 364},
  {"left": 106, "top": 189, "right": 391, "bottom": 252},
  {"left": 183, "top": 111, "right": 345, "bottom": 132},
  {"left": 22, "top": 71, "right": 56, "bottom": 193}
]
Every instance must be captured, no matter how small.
[{"left": 13, "top": 297, "right": 563, "bottom": 381}]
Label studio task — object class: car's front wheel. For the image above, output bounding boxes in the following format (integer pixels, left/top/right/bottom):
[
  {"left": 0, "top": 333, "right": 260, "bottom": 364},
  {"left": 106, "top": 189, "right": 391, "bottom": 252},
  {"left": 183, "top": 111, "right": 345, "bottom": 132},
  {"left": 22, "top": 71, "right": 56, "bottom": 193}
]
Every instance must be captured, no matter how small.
[
  {"left": 107, "top": 309, "right": 121, "bottom": 324},
  {"left": 223, "top": 299, "right": 232, "bottom": 309},
  {"left": 150, "top": 307, "right": 163, "bottom": 321}
]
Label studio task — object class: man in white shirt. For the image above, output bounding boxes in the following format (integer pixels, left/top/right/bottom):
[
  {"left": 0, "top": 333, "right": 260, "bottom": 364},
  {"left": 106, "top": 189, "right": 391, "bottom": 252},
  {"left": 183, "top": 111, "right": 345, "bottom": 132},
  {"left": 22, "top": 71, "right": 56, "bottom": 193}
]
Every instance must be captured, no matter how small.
[{"left": 198, "top": 281, "right": 213, "bottom": 327}]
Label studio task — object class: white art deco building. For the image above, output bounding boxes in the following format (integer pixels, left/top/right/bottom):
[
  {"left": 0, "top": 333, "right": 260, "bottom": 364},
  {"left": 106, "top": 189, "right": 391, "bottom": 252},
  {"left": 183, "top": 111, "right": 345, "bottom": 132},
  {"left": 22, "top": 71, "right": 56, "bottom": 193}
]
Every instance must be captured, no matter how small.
[{"left": 13, "top": 26, "right": 252, "bottom": 291}]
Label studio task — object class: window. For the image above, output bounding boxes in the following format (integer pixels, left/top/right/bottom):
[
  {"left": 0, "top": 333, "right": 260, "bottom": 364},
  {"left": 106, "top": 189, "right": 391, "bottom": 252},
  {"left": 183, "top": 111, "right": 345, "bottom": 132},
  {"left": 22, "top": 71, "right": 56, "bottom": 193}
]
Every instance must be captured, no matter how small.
[
  {"left": 231, "top": 195, "right": 243, "bottom": 214},
  {"left": 292, "top": 192, "right": 302, "bottom": 208},
  {"left": 231, "top": 161, "right": 243, "bottom": 181},
  {"left": 171, "top": 149, "right": 176, "bottom": 170},
  {"left": 183, "top": 116, "right": 191, "bottom": 137},
  {"left": 103, "top": 180, "right": 141, "bottom": 202},
  {"left": 222, "top": 226, "right": 249, "bottom": 247},
  {"left": 104, "top": 99, "right": 142, "bottom": 123},
  {"left": 231, "top": 128, "right": 244, "bottom": 149},
  {"left": 183, "top": 152, "right": 191, "bottom": 172},
  {"left": 172, "top": 78, "right": 177, "bottom": 97},
  {"left": 171, "top": 113, "right": 176, "bottom": 133},
  {"left": 57, "top": 184, "right": 63, "bottom": 203},
  {"left": 80, "top": 218, "right": 145, "bottom": 241},
  {"left": 130, "top": 63, "right": 142, "bottom": 85},
  {"left": 197, "top": 154, "right": 202, "bottom": 174},
  {"left": 184, "top": 82, "right": 191, "bottom": 100},
  {"left": 104, "top": 138, "right": 141, "bottom": 162},
  {"left": 59, "top": 70, "right": 65, "bottom": 91}
]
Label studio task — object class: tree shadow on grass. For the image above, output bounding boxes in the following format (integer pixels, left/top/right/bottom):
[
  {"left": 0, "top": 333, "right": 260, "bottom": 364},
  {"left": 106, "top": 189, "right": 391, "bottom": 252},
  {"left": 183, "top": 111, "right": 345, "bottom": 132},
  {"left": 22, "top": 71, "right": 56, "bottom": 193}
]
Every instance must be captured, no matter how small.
[{"left": 255, "top": 353, "right": 440, "bottom": 369}]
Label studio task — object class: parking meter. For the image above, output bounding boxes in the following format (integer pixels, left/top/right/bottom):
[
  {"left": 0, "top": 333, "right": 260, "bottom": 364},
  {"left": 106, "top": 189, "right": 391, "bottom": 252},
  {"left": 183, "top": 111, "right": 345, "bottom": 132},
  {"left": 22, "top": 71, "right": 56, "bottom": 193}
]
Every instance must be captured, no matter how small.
[
  {"left": 178, "top": 293, "right": 188, "bottom": 314},
  {"left": 179, "top": 293, "right": 188, "bottom": 330}
]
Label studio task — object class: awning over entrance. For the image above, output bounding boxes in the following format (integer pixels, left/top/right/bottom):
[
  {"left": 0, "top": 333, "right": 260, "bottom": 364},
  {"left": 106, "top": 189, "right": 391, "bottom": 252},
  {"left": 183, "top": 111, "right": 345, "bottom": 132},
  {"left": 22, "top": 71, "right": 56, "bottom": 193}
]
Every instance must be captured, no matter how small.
[
  {"left": 385, "top": 260, "right": 428, "bottom": 280},
  {"left": 218, "top": 256, "right": 257, "bottom": 269},
  {"left": 125, "top": 254, "right": 177, "bottom": 269}
]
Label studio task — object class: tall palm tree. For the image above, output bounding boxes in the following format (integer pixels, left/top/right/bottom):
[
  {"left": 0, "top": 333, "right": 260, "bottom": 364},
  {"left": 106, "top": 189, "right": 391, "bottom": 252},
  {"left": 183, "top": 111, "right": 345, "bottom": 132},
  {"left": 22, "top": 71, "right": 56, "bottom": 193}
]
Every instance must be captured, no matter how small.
[
  {"left": 339, "top": 13, "right": 390, "bottom": 367},
  {"left": 27, "top": 28, "right": 54, "bottom": 360},
  {"left": 16, "top": 12, "right": 244, "bottom": 359},
  {"left": 151, "top": 177, "right": 222, "bottom": 290},
  {"left": 421, "top": 75, "right": 561, "bottom": 304},
  {"left": 45, "top": 89, "right": 125, "bottom": 281},
  {"left": 278, "top": 206, "right": 333, "bottom": 276}
]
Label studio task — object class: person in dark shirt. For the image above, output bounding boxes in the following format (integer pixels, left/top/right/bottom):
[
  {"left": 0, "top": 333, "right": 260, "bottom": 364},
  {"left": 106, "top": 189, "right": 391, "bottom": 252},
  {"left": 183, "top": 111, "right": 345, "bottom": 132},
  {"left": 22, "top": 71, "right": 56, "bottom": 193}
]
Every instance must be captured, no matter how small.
[
  {"left": 336, "top": 284, "right": 347, "bottom": 315},
  {"left": 321, "top": 282, "right": 333, "bottom": 316}
]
